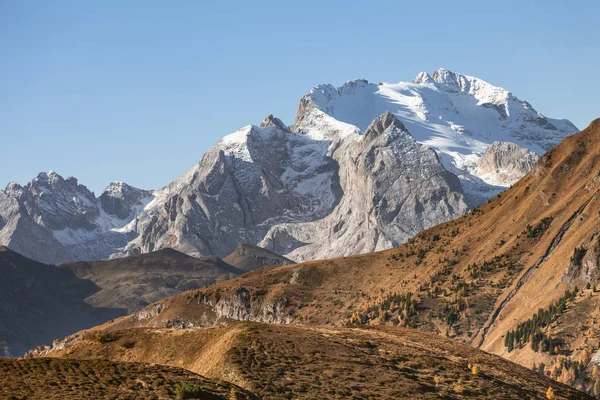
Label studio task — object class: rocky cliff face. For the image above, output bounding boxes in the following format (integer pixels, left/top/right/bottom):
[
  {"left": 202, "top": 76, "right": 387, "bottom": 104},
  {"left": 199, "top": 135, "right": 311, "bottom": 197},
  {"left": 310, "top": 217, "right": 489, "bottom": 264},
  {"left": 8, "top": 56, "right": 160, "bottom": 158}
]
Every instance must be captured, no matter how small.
[
  {"left": 258, "top": 112, "right": 468, "bottom": 260},
  {"left": 475, "top": 142, "right": 540, "bottom": 186}
]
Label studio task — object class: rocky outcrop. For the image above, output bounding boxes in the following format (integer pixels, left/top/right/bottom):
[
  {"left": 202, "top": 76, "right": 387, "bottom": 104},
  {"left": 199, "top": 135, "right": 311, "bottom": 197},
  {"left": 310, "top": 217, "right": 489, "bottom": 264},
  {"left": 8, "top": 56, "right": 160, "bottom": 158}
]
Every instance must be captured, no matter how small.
[
  {"left": 211, "top": 287, "right": 293, "bottom": 324},
  {"left": 475, "top": 142, "right": 539, "bottom": 186},
  {"left": 223, "top": 242, "right": 294, "bottom": 271}
]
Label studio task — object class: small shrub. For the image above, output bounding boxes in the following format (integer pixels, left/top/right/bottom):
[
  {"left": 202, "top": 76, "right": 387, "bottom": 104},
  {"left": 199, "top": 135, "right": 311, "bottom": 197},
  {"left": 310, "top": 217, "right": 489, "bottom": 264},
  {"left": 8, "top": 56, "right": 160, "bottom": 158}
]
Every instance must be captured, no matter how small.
[
  {"left": 571, "top": 246, "right": 587, "bottom": 267},
  {"left": 175, "top": 382, "right": 204, "bottom": 399}
]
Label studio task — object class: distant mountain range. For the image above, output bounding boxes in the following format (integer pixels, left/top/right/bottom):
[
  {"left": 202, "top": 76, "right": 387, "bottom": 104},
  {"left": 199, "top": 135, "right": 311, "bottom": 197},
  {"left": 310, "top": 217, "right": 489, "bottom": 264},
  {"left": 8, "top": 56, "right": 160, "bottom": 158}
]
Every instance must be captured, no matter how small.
[{"left": 0, "top": 69, "right": 578, "bottom": 265}]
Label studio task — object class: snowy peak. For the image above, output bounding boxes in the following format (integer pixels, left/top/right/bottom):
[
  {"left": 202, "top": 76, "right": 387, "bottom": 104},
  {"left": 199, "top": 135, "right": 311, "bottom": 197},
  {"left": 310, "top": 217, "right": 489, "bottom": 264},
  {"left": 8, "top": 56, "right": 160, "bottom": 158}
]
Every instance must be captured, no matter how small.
[
  {"left": 296, "top": 68, "right": 579, "bottom": 205},
  {"left": 0, "top": 171, "right": 153, "bottom": 263},
  {"left": 430, "top": 68, "right": 511, "bottom": 114},
  {"left": 413, "top": 72, "right": 433, "bottom": 84},
  {"left": 0, "top": 69, "right": 581, "bottom": 266}
]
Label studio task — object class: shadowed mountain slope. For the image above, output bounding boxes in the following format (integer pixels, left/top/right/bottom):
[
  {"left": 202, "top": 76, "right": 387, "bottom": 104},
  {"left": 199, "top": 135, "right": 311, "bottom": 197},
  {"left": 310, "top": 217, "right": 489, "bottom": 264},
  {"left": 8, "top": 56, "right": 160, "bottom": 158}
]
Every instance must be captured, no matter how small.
[
  {"left": 0, "top": 246, "right": 124, "bottom": 357},
  {"left": 61, "top": 248, "right": 243, "bottom": 313},
  {"left": 0, "top": 246, "right": 261, "bottom": 356}
]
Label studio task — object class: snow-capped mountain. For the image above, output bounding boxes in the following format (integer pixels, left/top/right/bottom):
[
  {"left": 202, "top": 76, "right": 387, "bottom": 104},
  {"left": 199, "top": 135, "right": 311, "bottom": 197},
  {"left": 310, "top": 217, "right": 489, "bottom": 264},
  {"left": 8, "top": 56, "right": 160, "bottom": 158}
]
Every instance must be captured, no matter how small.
[
  {"left": 299, "top": 68, "right": 578, "bottom": 204},
  {"left": 0, "top": 69, "right": 578, "bottom": 264}
]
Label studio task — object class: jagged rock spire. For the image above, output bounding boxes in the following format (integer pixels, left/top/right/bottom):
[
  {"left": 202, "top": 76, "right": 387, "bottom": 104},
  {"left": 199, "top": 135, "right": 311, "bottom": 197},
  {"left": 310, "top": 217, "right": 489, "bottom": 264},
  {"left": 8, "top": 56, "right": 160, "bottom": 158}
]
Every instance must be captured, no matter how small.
[{"left": 260, "top": 114, "right": 289, "bottom": 132}]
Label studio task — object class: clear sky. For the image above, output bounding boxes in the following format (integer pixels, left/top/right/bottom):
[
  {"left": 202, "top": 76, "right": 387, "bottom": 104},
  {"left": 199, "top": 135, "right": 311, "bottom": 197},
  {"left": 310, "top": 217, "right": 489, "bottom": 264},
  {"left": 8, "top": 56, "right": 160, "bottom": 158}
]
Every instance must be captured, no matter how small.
[{"left": 1, "top": 0, "right": 598, "bottom": 194}]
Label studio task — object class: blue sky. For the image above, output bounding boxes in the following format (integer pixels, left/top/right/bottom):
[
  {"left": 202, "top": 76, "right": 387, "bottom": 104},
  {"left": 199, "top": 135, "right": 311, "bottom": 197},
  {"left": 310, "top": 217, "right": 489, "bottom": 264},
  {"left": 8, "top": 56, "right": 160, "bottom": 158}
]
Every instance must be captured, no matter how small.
[{"left": 1, "top": 0, "right": 598, "bottom": 193}]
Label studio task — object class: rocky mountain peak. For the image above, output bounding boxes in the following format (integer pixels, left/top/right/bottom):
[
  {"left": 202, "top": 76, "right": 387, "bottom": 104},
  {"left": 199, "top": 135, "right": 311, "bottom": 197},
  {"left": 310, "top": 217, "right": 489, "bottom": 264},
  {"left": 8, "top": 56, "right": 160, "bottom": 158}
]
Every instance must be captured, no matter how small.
[
  {"left": 431, "top": 68, "right": 459, "bottom": 86},
  {"left": 29, "top": 171, "right": 95, "bottom": 203},
  {"left": 100, "top": 182, "right": 152, "bottom": 220},
  {"left": 259, "top": 114, "right": 289, "bottom": 132},
  {"left": 363, "top": 111, "right": 407, "bottom": 140},
  {"left": 3, "top": 182, "right": 24, "bottom": 197},
  {"left": 338, "top": 79, "right": 372, "bottom": 94},
  {"left": 412, "top": 71, "right": 433, "bottom": 84},
  {"left": 65, "top": 176, "right": 78, "bottom": 186}
]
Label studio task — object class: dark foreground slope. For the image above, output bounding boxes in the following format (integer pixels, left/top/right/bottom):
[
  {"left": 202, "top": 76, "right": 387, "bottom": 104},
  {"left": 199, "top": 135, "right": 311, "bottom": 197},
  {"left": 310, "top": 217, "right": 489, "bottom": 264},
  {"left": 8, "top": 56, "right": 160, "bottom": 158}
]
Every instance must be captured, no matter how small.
[
  {"left": 0, "top": 246, "right": 123, "bottom": 357},
  {"left": 35, "top": 322, "right": 590, "bottom": 399},
  {"left": 1, "top": 247, "right": 244, "bottom": 356},
  {"left": 0, "top": 358, "right": 256, "bottom": 400}
]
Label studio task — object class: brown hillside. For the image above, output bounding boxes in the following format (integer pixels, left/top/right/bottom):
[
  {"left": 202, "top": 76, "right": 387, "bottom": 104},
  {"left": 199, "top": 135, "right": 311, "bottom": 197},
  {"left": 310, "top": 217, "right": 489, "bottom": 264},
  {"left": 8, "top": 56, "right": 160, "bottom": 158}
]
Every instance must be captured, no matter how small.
[
  {"left": 38, "top": 322, "right": 590, "bottom": 399},
  {"left": 0, "top": 357, "right": 256, "bottom": 399}
]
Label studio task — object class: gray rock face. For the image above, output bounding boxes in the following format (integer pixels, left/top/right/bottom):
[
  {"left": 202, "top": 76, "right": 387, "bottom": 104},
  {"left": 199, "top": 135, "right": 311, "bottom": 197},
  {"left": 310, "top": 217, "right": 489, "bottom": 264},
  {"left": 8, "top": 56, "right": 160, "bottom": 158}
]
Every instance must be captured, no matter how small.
[
  {"left": 259, "top": 112, "right": 468, "bottom": 261},
  {"left": 124, "top": 111, "right": 467, "bottom": 262},
  {"left": 119, "top": 114, "right": 344, "bottom": 259},
  {"left": 475, "top": 142, "right": 540, "bottom": 186},
  {"left": 0, "top": 191, "right": 74, "bottom": 265},
  {"left": 100, "top": 182, "right": 152, "bottom": 220}
]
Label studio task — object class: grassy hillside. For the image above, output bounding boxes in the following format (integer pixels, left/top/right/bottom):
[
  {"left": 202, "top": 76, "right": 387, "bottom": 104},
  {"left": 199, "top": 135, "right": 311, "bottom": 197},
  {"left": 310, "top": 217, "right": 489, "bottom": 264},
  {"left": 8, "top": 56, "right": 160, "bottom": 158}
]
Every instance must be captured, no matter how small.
[
  {"left": 0, "top": 357, "right": 256, "bottom": 399},
  {"left": 37, "top": 322, "right": 590, "bottom": 399}
]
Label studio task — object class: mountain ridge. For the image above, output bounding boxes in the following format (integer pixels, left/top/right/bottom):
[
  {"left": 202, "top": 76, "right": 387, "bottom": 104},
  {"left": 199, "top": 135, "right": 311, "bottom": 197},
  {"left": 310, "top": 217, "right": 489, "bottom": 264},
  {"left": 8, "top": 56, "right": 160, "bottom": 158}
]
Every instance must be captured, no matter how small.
[{"left": 0, "top": 69, "right": 578, "bottom": 265}]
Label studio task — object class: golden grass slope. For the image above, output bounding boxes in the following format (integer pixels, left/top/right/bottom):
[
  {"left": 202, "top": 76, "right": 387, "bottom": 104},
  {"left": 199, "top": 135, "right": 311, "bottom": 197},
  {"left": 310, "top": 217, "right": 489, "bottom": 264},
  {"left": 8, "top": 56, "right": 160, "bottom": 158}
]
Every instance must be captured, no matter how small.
[
  {"left": 41, "top": 322, "right": 590, "bottom": 399},
  {"left": 0, "top": 357, "right": 256, "bottom": 400}
]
